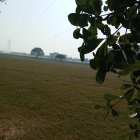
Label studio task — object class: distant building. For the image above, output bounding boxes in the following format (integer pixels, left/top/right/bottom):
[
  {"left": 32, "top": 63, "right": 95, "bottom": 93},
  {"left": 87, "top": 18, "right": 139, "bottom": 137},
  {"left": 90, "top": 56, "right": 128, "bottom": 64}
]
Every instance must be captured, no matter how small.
[{"left": 50, "top": 52, "right": 59, "bottom": 59}]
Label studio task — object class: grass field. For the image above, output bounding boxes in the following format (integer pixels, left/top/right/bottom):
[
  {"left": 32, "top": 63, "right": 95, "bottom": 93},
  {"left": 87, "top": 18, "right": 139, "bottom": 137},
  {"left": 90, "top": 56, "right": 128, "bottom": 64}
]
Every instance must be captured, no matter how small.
[{"left": 0, "top": 54, "right": 132, "bottom": 140}]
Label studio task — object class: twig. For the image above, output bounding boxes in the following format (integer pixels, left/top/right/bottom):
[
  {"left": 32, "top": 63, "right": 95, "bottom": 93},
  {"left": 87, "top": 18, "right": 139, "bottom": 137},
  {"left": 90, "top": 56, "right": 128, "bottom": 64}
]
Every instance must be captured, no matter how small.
[
  {"left": 100, "top": 12, "right": 113, "bottom": 17},
  {"left": 112, "top": 25, "right": 123, "bottom": 36}
]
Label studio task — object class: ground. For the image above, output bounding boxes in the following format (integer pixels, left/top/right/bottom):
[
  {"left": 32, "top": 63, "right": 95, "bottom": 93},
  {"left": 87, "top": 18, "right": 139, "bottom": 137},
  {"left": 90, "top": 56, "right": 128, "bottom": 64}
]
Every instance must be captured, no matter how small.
[{"left": 0, "top": 54, "right": 132, "bottom": 140}]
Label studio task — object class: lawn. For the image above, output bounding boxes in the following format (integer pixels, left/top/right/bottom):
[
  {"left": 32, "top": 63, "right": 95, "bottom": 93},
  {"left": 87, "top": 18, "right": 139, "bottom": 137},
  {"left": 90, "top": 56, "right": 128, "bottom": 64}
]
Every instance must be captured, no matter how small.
[{"left": 0, "top": 54, "right": 132, "bottom": 140}]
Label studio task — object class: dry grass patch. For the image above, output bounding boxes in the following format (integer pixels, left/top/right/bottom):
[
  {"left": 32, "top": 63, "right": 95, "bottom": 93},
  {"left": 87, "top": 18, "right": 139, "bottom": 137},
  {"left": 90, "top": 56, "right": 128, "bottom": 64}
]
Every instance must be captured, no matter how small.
[{"left": 0, "top": 54, "right": 132, "bottom": 140}]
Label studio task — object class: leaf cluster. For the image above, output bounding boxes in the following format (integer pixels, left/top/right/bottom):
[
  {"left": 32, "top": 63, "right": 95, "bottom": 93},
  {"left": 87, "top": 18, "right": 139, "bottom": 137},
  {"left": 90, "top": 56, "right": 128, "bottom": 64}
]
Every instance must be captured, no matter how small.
[
  {"left": 68, "top": 0, "right": 140, "bottom": 83},
  {"left": 68, "top": 0, "right": 140, "bottom": 138}
]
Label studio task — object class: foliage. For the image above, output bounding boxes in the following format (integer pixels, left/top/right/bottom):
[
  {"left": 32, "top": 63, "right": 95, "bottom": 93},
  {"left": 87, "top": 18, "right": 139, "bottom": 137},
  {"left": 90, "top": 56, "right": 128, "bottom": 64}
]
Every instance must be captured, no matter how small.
[
  {"left": 0, "top": 0, "right": 5, "bottom": 3},
  {"left": 68, "top": 0, "right": 140, "bottom": 139},
  {"left": 31, "top": 47, "right": 44, "bottom": 58},
  {"left": 55, "top": 54, "right": 66, "bottom": 61}
]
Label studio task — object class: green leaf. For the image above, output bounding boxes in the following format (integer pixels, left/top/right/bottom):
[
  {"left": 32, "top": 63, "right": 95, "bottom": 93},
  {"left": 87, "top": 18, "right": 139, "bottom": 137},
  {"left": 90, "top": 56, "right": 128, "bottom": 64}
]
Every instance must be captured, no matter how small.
[
  {"left": 104, "top": 94, "right": 119, "bottom": 101},
  {"left": 89, "top": 17, "right": 96, "bottom": 26},
  {"left": 112, "top": 44, "right": 120, "bottom": 50},
  {"left": 96, "top": 68, "right": 107, "bottom": 84},
  {"left": 78, "top": 39, "right": 103, "bottom": 54},
  {"left": 88, "top": 26, "right": 97, "bottom": 35},
  {"left": 76, "top": 0, "right": 88, "bottom": 6},
  {"left": 93, "top": 0, "right": 102, "bottom": 15},
  {"left": 119, "top": 33, "right": 132, "bottom": 44},
  {"left": 103, "top": 6, "right": 108, "bottom": 11},
  {"left": 125, "top": 88, "right": 135, "bottom": 102},
  {"left": 107, "top": 15, "right": 120, "bottom": 28},
  {"left": 110, "top": 50, "right": 127, "bottom": 70},
  {"left": 80, "top": 51, "right": 85, "bottom": 61},
  {"left": 73, "top": 28, "right": 82, "bottom": 39},
  {"left": 82, "top": 28, "right": 91, "bottom": 38},
  {"left": 134, "top": 31, "right": 140, "bottom": 43},
  {"left": 68, "top": 13, "right": 79, "bottom": 26},
  {"left": 95, "top": 42, "right": 109, "bottom": 84},
  {"left": 127, "top": 5, "right": 137, "bottom": 18},
  {"left": 97, "top": 24, "right": 111, "bottom": 36},
  {"left": 130, "top": 70, "right": 140, "bottom": 80},
  {"left": 107, "top": 0, "right": 123, "bottom": 11},
  {"left": 117, "top": 32, "right": 120, "bottom": 36},
  {"left": 104, "top": 25, "right": 111, "bottom": 36},
  {"left": 107, "top": 36, "right": 118, "bottom": 46},
  {"left": 76, "top": 5, "right": 82, "bottom": 14},
  {"left": 78, "top": 14, "right": 89, "bottom": 27},
  {"left": 120, "top": 44, "right": 136, "bottom": 65},
  {"left": 96, "top": 41, "right": 108, "bottom": 57},
  {"left": 112, "top": 109, "right": 119, "bottom": 117},
  {"left": 68, "top": 13, "right": 89, "bottom": 27},
  {"left": 107, "top": 50, "right": 115, "bottom": 61},
  {"left": 90, "top": 59, "right": 98, "bottom": 70}
]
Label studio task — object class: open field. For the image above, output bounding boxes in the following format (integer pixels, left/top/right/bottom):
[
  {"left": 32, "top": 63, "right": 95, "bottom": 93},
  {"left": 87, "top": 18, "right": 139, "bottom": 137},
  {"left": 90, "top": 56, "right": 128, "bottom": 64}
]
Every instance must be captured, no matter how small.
[{"left": 0, "top": 54, "right": 132, "bottom": 140}]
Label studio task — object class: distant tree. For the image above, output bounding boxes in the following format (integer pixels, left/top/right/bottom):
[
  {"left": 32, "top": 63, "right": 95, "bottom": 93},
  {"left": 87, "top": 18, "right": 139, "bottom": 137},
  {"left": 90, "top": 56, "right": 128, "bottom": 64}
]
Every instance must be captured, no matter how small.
[
  {"left": 31, "top": 47, "right": 44, "bottom": 58},
  {"left": 55, "top": 54, "right": 66, "bottom": 61}
]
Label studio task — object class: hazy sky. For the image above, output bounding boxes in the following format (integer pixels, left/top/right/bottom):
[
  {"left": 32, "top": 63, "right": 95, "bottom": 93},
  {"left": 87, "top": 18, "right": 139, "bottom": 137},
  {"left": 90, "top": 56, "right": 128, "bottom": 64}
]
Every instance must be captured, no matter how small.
[{"left": 0, "top": 0, "right": 88, "bottom": 58}]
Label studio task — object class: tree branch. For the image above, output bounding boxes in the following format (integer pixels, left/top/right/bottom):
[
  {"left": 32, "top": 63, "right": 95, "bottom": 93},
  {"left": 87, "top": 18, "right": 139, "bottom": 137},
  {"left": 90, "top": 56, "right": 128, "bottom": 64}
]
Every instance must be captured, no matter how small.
[{"left": 112, "top": 26, "right": 123, "bottom": 36}]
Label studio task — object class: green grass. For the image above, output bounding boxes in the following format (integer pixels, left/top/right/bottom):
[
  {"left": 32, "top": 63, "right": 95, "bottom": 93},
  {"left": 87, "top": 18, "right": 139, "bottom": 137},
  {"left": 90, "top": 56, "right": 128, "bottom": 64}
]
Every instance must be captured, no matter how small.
[{"left": 0, "top": 54, "right": 132, "bottom": 140}]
